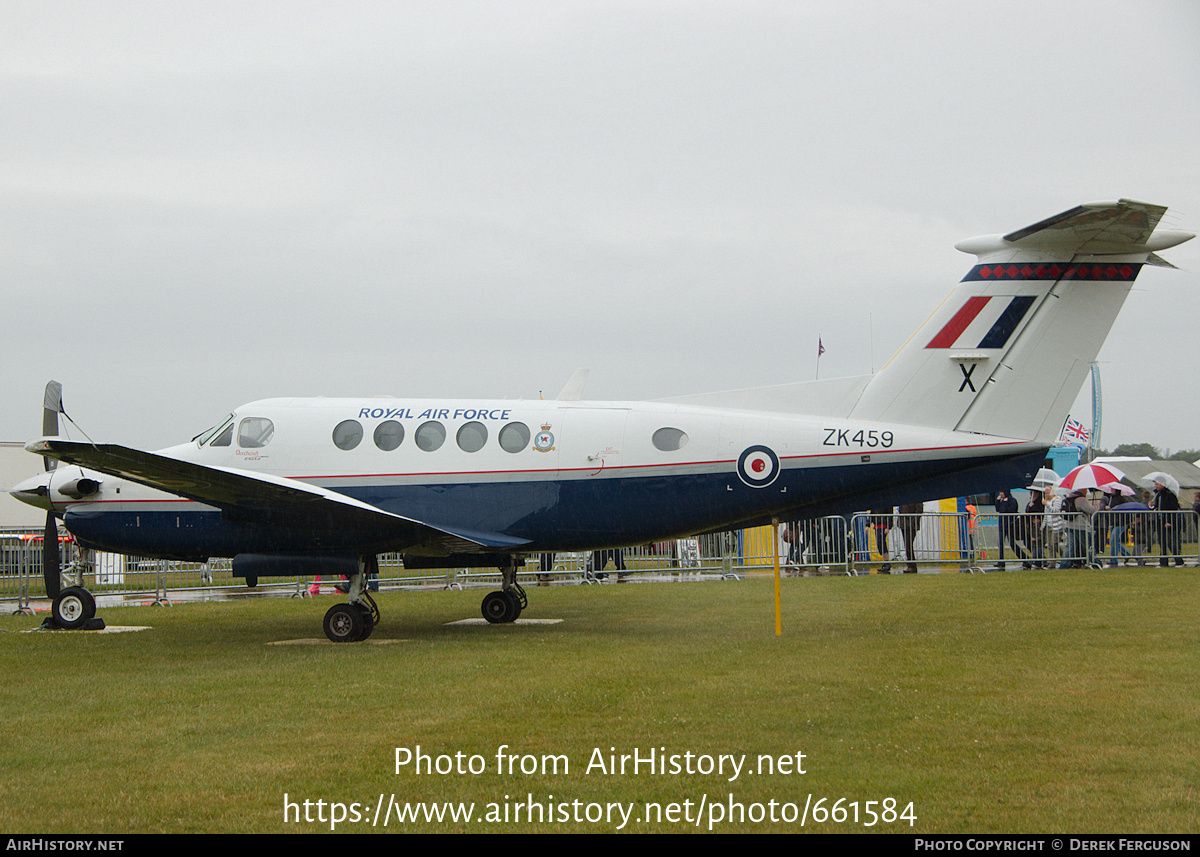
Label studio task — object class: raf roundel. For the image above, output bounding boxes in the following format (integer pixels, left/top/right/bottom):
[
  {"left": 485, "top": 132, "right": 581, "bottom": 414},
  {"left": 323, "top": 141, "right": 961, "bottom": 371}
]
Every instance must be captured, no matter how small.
[{"left": 737, "top": 445, "right": 780, "bottom": 488}]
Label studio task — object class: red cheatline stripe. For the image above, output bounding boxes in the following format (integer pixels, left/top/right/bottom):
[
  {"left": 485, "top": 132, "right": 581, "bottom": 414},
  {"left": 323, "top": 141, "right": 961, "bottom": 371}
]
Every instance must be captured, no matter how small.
[{"left": 926, "top": 296, "right": 991, "bottom": 348}]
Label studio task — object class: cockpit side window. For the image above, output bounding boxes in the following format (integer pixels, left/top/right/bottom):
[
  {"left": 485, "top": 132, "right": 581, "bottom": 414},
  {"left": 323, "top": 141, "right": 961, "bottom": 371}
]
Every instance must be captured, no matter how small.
[
  {"left": 195, "top": 414, "right": 235, "bottom": 446},
  {"left": 237, "top": 417, "right": 275, "bottom": 449},
  {"left": 210, "top": 423, "right": 234, "bottom": 447}
]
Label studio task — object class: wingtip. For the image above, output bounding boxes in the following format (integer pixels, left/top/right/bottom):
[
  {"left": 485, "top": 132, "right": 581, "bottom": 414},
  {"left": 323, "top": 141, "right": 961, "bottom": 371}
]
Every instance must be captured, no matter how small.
[{"left": 25, "top": 438, "right": 54, "bottom": 455}]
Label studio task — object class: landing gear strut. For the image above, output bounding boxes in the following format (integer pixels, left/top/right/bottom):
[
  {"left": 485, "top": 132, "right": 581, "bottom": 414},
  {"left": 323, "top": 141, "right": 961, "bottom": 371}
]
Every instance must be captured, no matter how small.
[
  {"left": 481, "top": 558, "right": 526, "bottom": 624},
  {"left": 322, "top": 554, "right": 380, "bottom": 642}
]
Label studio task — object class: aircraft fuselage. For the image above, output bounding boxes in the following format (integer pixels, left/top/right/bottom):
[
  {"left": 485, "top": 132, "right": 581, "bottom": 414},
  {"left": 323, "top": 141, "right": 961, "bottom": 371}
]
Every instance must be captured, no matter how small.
[{"left": 34, "top": 396, "right": 1043, "bottom": 561}]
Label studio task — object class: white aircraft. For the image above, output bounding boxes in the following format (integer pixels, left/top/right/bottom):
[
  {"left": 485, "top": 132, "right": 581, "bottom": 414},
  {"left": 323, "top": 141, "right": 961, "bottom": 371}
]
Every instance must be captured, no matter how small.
[{"left": 11, "top": 199, "right": 1193, "bottom": 641}]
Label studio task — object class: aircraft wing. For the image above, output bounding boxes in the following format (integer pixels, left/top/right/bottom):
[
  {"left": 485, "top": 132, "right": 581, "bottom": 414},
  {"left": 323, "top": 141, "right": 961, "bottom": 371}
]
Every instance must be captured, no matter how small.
[{"left": 27, "top": 438, "right": 529, "bottom": 555}]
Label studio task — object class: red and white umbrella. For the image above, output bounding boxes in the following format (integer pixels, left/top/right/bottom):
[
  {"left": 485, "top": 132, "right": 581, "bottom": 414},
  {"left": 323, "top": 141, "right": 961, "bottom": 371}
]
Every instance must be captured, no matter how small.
[{"left": 1057, "top": 462, "right": 1126, "bottom": 491}]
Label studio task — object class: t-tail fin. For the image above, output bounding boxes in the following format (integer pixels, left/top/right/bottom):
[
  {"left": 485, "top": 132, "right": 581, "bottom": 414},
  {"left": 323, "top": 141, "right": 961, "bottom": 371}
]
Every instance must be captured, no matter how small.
[{"left": 848, "top": 200, "right": 1192, "bottom": 441}]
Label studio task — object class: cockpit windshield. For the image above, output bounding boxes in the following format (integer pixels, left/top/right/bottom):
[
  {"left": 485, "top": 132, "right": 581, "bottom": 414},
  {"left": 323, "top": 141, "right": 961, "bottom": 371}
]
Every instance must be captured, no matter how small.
[{"left": 193, "top": 414, "right": 235, "bottom": 447}]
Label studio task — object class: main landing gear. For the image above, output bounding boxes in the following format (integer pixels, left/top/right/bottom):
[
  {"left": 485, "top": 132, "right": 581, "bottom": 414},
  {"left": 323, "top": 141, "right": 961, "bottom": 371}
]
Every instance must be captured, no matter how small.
[
  {"left": 481, "top": 559, "right": 526, "bottom": 624},
  {"left": 322, "top": 555, "right": 380, "bottom": 643},
  {"left": 319, "top": 554, "right": 530, "bottom": 639}
]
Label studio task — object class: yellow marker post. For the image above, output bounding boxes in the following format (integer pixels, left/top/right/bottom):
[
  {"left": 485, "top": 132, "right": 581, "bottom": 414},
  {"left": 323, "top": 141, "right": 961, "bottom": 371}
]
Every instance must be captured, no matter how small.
[{"left": 772, "top": 517, "right": 781, "bottom": 636}]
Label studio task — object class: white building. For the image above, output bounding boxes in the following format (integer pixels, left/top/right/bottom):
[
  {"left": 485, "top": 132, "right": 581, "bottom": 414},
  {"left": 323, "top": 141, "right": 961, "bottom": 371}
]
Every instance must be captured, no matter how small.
[{"left": 1, "top": 442, "right": 51, "bottom": 528}]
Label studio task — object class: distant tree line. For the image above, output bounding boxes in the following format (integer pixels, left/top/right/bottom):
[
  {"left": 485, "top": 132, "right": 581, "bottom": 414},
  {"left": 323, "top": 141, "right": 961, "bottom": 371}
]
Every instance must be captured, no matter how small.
[{"left": 1091, "top": 443, "right": 1200, "bottom": 461}]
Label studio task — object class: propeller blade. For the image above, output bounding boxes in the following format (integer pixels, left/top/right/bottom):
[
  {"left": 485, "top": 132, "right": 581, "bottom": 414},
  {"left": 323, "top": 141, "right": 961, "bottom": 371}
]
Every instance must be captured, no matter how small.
[
  {"left": 42, "top": 380, "right": 62, "bottom": 472},
  {"left": 43, "top": 512, "right": 61, "bottom": 600}
]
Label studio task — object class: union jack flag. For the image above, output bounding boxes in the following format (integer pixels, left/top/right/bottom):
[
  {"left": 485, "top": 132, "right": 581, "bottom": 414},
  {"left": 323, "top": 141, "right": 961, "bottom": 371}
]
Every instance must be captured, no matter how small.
[
  {"left": 1061, "top": 417, "right": 1090, "bottom": 443},
  {"left": 817, "top": 338, "right": 825, "bottom": 357}
]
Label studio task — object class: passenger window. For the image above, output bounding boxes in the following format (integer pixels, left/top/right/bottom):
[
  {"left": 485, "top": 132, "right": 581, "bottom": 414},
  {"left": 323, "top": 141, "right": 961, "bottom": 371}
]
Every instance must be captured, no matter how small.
[
  {"left": 499, "top": 422, "right": 530, "bottom": 453},
  {"left": 238, "top": 418, "right": 275, "bottom": 449},
  {"left": 456, "top": 421, "right": 487, "bottom": 453},
  {"left": 415, "top": 421, "right": 446, "bottom": 452},
  {"left": 332, "top": 419, "right": 363, "bottom": 450},
  {"left": 373, "top": 420, "right": 404, "bottom": 451},
  {"left": 652, "top": 427, "right": 688, "bottom": 451}
]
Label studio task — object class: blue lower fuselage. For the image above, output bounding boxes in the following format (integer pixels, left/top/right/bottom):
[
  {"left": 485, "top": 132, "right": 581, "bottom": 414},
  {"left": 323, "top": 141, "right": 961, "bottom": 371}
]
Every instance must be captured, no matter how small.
[{"left": 61, "top": 448, "right": 1045, "bottom": 562}]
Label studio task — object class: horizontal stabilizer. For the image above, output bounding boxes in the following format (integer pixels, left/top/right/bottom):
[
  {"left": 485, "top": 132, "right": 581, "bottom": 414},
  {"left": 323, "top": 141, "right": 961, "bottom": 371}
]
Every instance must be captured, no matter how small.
[
  {"left": 1004, "top": 199, "right": 1168, "bottom": 248},
  {"left": 956, "top": 199, "right": 1194, "bottom": 259}
]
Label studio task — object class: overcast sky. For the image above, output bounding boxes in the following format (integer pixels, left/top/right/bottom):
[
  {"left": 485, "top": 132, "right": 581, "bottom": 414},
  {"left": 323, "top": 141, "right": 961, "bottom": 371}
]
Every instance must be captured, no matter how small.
[{"left": 3, "top": 1, "right": 1198, "bottom": 458}]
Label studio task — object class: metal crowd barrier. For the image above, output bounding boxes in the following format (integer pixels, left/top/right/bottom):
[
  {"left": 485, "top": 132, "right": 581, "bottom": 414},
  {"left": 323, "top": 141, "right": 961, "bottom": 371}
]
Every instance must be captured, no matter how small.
[
  {"left": 6, "top": 510, "right": 1196, "bottom": 608},
  {"left": 1, "top": 529, "right": 749, "bottom": 608},
  {"left": 782, "top": 517, "right": 852, "bottom": 574},
  {"left": 854, "top": 509, "right": 1200, "bottom": 572},
  {"left": 716, "top": 518, "right": 852, "bottom": 576},
  {"left": 0, "top": 531, "right": 486, "bottom": 608},
  {"left": 740, "top": 513, "right": 1003, "bottom": 575},
  {"left": 848, "top": 512, "right": 991, "bottom": 573},
  {"left": 962, "top": 509, "right": 1198, "bottom": 570},
  {"left": 1091, "top": 509, "right": 1198, "bottom": 568}
]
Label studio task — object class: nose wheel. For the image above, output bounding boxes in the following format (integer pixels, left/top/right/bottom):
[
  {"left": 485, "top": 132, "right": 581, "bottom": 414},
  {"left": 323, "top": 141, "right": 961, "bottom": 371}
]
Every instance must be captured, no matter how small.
[{"left": 51, "top": 586, "right": 96, "bottom": 630}]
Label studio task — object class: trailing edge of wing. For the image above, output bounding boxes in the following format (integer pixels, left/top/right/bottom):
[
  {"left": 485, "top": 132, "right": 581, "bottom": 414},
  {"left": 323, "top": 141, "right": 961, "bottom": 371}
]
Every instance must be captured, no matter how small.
[{"left": 26, "top": 438, "right": 529, "bottom": 555}]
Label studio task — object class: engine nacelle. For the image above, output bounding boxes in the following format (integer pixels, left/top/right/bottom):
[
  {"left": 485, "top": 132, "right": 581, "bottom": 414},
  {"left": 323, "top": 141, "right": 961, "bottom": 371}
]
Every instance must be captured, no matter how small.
[{"left": 56, "top": 477, "right": 101, "bottom": 500}]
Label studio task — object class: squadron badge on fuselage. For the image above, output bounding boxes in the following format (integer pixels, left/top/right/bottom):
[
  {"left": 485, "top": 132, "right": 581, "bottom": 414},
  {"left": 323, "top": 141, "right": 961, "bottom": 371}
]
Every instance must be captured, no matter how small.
[{"left": 534, "top": 424, "right": 555, "bottom": 452}]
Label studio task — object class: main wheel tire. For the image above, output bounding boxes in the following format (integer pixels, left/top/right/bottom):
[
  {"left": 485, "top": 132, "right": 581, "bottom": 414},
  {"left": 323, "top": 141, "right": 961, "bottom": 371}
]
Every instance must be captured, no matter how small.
[
  {"left": 323, "top": 603, "right": 363, "bottom": 642},
  {"left": 53, "top": 586, "right": 96, "bottom": 630},
  {"left": 481, "top": 590, "right": 514, "bottom": 624}
]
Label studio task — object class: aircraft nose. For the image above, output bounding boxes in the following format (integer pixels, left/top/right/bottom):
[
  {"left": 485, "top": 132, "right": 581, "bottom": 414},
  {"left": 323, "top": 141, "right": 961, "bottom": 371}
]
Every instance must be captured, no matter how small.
[{"left": 10, "top": 473, "right": 54, "bottom": 511}]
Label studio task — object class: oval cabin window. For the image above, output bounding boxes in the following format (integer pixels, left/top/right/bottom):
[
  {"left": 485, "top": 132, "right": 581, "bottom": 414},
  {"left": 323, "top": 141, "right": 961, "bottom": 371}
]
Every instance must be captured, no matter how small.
[
  {"left": 498, "top": 422, "right": 531, "bottom": 453},
  {"left": 332, "top": 419, "right": 363, "bottom": 450},
  {"left": 652, "top": 427, "right": 688, "bottom": 451},
  {"left": 415, "top": 421, "right": 446, "bottom": 452},
  {"left": 373, "top": 420, "right": 404, "bottom": 451},
  {"left": 456, "top": 421, "right": 488, "bottom": 452}
]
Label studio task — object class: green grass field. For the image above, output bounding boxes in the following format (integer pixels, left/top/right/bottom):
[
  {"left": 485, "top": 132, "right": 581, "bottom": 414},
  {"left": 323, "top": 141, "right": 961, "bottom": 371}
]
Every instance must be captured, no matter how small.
[{"left": 1, "top": 569, "right": 1197, "bottom": 834}]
